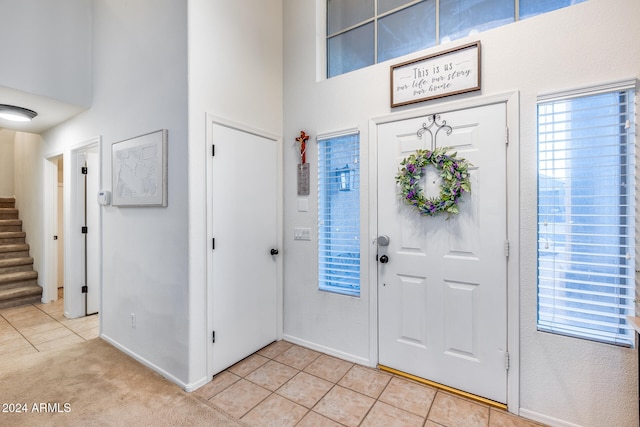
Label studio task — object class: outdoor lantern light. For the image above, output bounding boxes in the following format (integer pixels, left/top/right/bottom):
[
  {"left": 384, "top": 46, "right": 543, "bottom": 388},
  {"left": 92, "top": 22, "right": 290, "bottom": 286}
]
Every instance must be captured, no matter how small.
[
  {"left": 0, "top": 104, "right": 38, "bottom": 122},
  {"left": 337, "top": 164, "right": 352, "bottom": 191}
]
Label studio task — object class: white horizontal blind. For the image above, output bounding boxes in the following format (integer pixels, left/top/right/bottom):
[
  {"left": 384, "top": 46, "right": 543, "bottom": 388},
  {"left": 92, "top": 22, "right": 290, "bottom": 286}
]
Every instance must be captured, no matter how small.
[
  {"left": 537, "top": 87, "right": 636, "bottom": 346},
  {"left": 318, "top": 133, "right": 360, "bottom": 296}
]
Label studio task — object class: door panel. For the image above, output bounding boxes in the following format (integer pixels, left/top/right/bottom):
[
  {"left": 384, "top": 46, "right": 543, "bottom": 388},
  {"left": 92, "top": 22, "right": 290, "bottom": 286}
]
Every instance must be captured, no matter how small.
[
  {"left": 209, "top": 123, "right": 278, "bottom": 376},
  {"left": 86, "top": 148, "right": 100, "bottom": 315},
  {"left": 378, "top": 103, "right": 508, "bottom": 403}
]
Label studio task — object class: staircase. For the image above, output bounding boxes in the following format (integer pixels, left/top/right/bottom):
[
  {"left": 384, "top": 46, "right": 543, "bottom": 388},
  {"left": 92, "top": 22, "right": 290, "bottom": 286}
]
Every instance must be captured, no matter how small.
[{"left": 0, "top": 197, "right": 42, "bottom": 310}]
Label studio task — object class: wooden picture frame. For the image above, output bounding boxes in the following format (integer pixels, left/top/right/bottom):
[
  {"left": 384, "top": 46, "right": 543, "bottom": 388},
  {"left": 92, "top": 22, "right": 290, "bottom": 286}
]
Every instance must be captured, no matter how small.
[
  {"left": 112, "top": 129, "right": 168, "bottom": 207},
  {"left": 391, "top": 41, "right": 481, "bottom": 108}
]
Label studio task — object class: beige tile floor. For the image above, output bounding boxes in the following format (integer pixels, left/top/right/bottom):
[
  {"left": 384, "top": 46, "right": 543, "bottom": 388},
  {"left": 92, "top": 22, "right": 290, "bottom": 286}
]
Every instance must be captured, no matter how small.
[
  {"left": 197, "top": 340, "right": 547, "bottom": 427},
  {"left": 1, "top": 295, "right": 545, "bottom": 427},
  {"left": 0, "top": 289, "right": 99, "bottom": 358}
]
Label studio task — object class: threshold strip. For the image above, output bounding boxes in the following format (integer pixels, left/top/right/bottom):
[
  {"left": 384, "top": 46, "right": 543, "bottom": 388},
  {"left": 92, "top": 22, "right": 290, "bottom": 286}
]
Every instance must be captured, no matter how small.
[{"left": 377, "top": 365, "right": 507, "bottom": 410}]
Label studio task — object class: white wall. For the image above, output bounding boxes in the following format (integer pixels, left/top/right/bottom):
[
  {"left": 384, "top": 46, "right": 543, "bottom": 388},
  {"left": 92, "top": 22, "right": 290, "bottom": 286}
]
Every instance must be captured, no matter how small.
[
  {"left": 282, "top": 0, "right": 639, "bottom": 426},
  {"left": 0, "top": 0, "right": 91, "bottom": 107},
  {"left": 0, "top": 130, "right": 15, "bottom": 197},
  {"left": 38, "top": 0, "right": 190, "bottom": 386},
  {"left": 187, "top": 0, "right": 284, "bottom": 388}
]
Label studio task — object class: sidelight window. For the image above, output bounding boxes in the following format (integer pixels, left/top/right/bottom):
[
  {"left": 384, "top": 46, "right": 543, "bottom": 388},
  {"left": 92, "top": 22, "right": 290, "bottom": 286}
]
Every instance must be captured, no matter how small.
[
  {"left": 318, "top": 132, "right": 361, "bottom": 296},
  {"left": 537, "top": 81, "right": 636, "bottom": 346}
]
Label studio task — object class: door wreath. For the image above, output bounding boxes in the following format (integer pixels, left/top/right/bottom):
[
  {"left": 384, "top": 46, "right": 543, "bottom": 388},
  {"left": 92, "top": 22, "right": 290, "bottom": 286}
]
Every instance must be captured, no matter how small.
[{"left": 395, "top": 147, "right": 472, "bottom": 217}]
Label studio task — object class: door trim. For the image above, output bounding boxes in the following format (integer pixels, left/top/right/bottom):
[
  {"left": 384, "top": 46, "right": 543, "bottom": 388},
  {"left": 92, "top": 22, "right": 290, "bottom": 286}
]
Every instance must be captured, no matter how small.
[
  {"left": 205, "top": 113, "right": 284, "bottom": 379},
  {"left": 368, "top": 91, "right": 520, "bottom": 412}
]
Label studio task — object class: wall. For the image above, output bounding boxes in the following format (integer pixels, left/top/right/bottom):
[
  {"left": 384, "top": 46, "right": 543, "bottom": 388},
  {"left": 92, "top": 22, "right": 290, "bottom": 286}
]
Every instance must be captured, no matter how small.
[
  {"left": 38, "top": 0, "right": 190, "bottom": 386},
  {"left": 0, "top": 0, "right": 91, "bottom": 107},
  {"left": 187, "top": 0, "right": 284, "bottom": 387},
  {"left": 0, "top": 130, "right": 15, "bottom": 197},
  {"left": 282, "top": 0, "right": 639, "bottom": 426}
]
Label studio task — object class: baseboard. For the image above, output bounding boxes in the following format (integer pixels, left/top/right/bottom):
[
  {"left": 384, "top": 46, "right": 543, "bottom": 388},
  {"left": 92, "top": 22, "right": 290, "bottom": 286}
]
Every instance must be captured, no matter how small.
[
  {"left": 518, "top": 408, "right": 583, "bottom": 427},
  {"left": 99, "top": 334, "right": 189, "bottom": 391},
  {"left": 283, "top": 334, "right": 372, "bottom": 367},
  {"left": 184, "top": 376, "right": 210, "bottom": 393}
]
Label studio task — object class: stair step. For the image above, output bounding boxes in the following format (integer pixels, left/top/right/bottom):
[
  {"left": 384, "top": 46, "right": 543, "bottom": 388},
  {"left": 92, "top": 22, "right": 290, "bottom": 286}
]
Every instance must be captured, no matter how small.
[
  {"left": 0, "top": 257, "right": 34, "bottom": 274},
  {"left": 0, "top": 231, "right": 26, "bottom": 245},
  {"left": 0, "top": 244, "right": 30, "bottom": 260},
  {"left": 0, "top": 208, "right": 19, "bottom": 220},
  {"left": 0, "top": 198, "right": 15, "bottom": 209},
  {"left": 0, "top": 284, "right": 42, "bottom": 310},
  {"left": 0, "top": 219, "right": 22, "bottom": 232},
  {"left": 0, "top": 270, "right": 38, "bottom": 286}
]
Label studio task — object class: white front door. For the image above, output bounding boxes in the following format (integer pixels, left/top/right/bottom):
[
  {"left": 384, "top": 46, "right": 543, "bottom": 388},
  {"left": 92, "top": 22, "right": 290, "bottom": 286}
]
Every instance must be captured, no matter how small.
[
  {"left": 209, "top": 122, "right": 279, "bottom": 376},
  {"left": 85, "top": 148, "right": 100, "bottom": 315},
  {"left": 377, "top": 103, "right": 508, "bottom": 404}
]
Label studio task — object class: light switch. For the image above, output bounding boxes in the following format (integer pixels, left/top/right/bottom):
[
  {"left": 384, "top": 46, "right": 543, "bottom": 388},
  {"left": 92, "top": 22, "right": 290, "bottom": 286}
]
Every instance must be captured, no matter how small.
[{"left": 294, "top": 227, "right": 311, "bottom": 241}]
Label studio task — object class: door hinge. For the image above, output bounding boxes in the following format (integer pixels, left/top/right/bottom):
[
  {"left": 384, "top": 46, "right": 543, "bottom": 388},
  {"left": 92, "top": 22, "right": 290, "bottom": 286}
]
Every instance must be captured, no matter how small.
[
  {"left": 505, "top": 127, "right": 509, "bottom": 145},
  {"left": 505, "top": 351, "right": 510, "bottom": 371},
  {"left": 82, "top": 285, "right": 88, "bottom": 293},
  {"left": 82, "top": 226, "right": 88, "bottom": 234},
  {"left": 504, "top": 240, "right": 510, "bottom": 258},
  {"left": 212, "top": 144, "right": 215, "bottom": 156},
  {"left": 212, "top": 238, "right": 215, "bottom": 250},
  {"left": 81, "top": 166, "right": 88, "bottom": 174},
  {"left": 212, "top": 331, "right": 216, "bottom": 343}
]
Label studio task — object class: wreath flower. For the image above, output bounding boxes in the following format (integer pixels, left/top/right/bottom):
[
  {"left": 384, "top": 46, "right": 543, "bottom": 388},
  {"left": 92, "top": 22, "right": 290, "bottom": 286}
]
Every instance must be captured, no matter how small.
[{"left": 395, "top": 147, "right": 472, "bottom": 217}]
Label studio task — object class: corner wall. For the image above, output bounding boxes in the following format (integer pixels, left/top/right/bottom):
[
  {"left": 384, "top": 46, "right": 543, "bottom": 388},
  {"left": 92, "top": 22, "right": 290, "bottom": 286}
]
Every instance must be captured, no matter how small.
[
  {"left": 282, "top": 0, "right": 639, "bottom": 425},
  {"left": 40, "top": 0, "right": 190, "bottom": 386}
]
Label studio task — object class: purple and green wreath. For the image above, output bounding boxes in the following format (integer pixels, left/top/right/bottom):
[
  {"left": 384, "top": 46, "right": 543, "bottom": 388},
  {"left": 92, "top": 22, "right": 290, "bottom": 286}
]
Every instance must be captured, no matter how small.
[{"left": 395, "top": 147, "right": 472, "bottom": 217}]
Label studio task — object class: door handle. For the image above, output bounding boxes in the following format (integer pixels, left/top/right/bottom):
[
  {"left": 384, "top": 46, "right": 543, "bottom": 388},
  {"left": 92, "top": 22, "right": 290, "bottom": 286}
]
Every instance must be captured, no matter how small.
[
  {"left": 379, "top": 255, "right": 389, "bottom": 263},
  {"left": 377, "top": 235, "right": 390, "bottom": 246},
  {"left": 270, "top": 248, "right": 279, "bottom": 255}
]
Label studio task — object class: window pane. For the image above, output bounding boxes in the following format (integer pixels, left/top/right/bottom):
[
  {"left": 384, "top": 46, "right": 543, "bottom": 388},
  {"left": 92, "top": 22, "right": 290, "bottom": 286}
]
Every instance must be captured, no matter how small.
[
  {"left": 318, "top": 134, "right": 360, "bottom": 297},
  {"left": 378, "top": 0, "right": 415, "bottom": 14},
  {"left": 537, "top": 89, "right": 636, "bottom": 346},
  {"left": 520, "top": 0, "right": 587, "bottom": 20},
  {"left": 328, "top": 23, "right": 374, "bottom": 77},
  {"left": 328, "top": 0, "right": 374, "bottom": 34},
  {"left": 378, "top": 0, "right": 436, "bottom": 63},
  {"left": 440, "top": 0, "right": 514, "bottom": 42}
]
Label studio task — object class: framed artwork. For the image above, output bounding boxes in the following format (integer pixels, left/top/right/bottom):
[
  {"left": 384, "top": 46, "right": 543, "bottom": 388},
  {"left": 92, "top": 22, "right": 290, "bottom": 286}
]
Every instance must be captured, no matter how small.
[
  {"left": 391, "top": 41, "right": 481, "bottom": 107},
  {"left": 112, "top": 129, "right": 167, "bottom": 207}
]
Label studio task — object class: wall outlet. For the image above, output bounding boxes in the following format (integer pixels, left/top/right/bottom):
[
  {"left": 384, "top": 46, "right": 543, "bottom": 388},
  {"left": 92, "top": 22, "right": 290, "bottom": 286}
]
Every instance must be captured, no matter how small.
[{"left": 130, "top": 313, "right": 136, "bottom": 329}]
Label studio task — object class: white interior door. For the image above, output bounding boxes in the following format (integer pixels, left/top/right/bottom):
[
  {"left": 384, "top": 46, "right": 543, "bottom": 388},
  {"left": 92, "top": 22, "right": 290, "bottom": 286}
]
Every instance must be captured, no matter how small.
[
  {"left": 377, "top": 103, "right": 508, "bottom": 404},
  {"left": 85, "top": 148, "right": 100, "bottom": 315},
  {"left": 209, "top": 123, "right": 279, "bottom": 376}
]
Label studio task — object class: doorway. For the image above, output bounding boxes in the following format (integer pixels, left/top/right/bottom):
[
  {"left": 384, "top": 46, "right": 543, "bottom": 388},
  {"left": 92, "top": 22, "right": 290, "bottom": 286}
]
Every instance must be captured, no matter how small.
[
  {"left": 206, "top": 117, "right": 282, "bottom": 378},
  {"left": 376, "top": 102, "right": 510, "bottom": 404},
  {"left": 43, "top": 138, "right": 101, "bottom": 318}
]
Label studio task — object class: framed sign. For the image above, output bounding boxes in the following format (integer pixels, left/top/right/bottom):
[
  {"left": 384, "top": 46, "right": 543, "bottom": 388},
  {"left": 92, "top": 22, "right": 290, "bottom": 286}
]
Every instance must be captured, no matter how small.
[
  {"left": 391, "top": 41, "right": 481, "bottom": 107},
  {"left": 112, "top": 129, "right": 168, "bottom": 207}
]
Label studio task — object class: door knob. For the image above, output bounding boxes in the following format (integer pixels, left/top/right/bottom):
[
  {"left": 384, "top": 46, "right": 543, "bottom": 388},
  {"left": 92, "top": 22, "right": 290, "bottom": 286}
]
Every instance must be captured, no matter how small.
[
  {"left": 377, "top": 235, "right": 390, "bottom": 246},
  {"left": 270, "top": 248, "right": 279, "bottom": 255},
  {"left": 379, "top": 255, "right": 389, "bottom": 263}
]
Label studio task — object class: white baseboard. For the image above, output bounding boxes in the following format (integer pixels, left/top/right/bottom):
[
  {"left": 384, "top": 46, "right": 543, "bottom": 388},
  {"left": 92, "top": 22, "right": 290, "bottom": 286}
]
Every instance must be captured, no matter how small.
[
  {"left": 283, "top": 334, "right": 372, "bottom": 367},
  {"left": 99, "top": 334, "right": 189, "bottom": 391},
  {"left": 518, "top": 408, "right": 583, "bottom": 427}
]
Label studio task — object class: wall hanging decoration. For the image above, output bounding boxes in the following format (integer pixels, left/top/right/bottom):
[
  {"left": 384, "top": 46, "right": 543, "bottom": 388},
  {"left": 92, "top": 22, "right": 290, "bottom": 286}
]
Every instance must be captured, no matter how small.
[
  {"left": 395, "top": 115, "right": 471, "bottom": 217},
  {"left": 390, "top": 41, "right": 480, "bottom": 108},
  {"left": 295, "top": 130, "right": 310, "bottom": 196},
  {"left": 112, "top": 129, "right": 168, "bottom": 207}
]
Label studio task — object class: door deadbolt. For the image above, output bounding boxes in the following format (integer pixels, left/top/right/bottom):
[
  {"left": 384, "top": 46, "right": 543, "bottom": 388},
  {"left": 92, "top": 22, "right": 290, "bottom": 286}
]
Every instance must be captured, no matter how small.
[
  {"left": 270, "top": 248, "right": 279, "bottom": 255},
  {"left": 379, "top": 255, "right": 389, "bottom": 263}
]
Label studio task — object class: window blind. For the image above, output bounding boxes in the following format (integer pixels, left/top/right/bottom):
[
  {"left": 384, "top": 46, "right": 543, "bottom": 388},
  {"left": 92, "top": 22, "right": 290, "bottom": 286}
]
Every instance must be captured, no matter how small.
[
  {"left": 537, "top": 87, "right": 636, "bottom": 346},
  {"left": 318, "top": 133, "right": 360, "bottom": 296}
]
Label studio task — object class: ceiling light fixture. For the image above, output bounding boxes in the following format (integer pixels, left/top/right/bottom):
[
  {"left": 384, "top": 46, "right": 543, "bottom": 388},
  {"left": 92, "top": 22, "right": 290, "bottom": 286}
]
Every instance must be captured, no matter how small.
[{"left": 0, "top": 104, "right": 38, "bottom": 122}]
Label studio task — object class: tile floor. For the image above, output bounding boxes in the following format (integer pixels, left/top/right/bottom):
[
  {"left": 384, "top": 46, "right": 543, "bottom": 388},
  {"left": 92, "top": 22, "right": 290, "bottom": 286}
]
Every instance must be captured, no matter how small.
[
  {"left": 196, "top": 340, "right": 547, "bottom": 427},
  {"left": 0, "top": 290, "right": 99, "bottom": 358},
  {"left": 1, "top": 295, "right": 545, "bottom": 427}
]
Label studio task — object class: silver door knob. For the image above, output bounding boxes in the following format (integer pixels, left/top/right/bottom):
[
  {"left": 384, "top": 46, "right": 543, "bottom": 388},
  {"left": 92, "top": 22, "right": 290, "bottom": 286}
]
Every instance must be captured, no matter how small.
[{"left": 377, "top": 235, "right": 390, "bottom": 246}]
